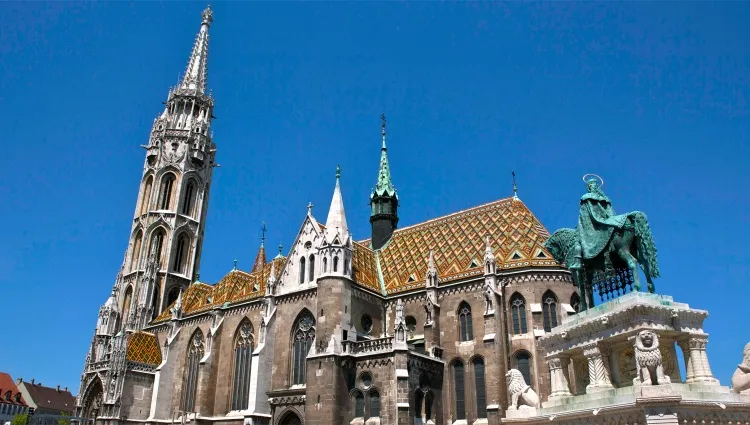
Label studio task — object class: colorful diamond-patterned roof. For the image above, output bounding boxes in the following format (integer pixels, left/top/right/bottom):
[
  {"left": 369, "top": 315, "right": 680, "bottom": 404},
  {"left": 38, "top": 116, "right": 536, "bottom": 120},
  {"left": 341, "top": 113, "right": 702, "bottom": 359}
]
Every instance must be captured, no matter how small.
[
  {"left": 351, "top": 240, "right": 380, "bottom": 293},
  {"left": 125, "top": 331, "right": 162, "bottom": 366},
  {"left": 152, "top": 256, "right": 286, "bottom": 323},
  {"left": 360, "top": 197, "right": 558, "bottom": 294}
]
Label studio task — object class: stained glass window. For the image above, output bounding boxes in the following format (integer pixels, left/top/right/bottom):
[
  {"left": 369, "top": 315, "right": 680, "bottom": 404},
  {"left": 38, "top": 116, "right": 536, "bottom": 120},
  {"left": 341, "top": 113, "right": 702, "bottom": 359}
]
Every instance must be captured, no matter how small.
[{"left": 231, "top": 320, "right": 254, "bottom": 410}]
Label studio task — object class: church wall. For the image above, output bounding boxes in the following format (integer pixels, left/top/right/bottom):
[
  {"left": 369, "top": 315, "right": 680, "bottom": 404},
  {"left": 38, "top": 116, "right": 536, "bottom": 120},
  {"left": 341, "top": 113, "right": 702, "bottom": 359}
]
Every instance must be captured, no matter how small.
[
  {"left": 170, "top": 320, "right": 212, "bottom": 417},
  {"left": 209, "top": 305, "right": 265, "bottom": 416},
  {"left": 350, "top": 289, "right": 384, "bottom": 338},
  {"left": 120, "top": 372, "right": 154, "bottom": 420},
  {"left": 270, "top": 290, "right": 317, "bottom": 391}
]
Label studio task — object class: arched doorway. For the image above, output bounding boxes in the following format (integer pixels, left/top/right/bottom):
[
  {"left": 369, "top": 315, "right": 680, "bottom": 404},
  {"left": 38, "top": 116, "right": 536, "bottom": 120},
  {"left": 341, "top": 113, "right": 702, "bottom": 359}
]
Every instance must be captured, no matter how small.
[
  {"left": 279, "top": 411, "right": 302, "bottom": 425},
  {"left": 81, "top": 378, "right": 104, "bottom": 424}
]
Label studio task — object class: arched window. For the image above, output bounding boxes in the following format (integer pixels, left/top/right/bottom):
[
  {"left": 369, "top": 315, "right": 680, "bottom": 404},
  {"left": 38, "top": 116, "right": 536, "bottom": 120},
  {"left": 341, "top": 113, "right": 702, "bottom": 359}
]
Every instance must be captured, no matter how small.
[
  {"left": 166, "top": 286, "right": 180, "bottom": 307},
  {"left": 151, "top": 286, "right": 160, "bottom": 320},
  {"left": 159, "top": 173, "right": 176, "bottom": 210},
  {"left": 542, "top": 291, "right": 559, "bottom": 332},
  {"left": 353, "top": 390, "right": 364, "bottom": 418},
  {"left": 181, "top": 181, "right": 196, "bottom": 216},
  {"left": 231, "top": 320, "right": 254, "bottom": 411},
  {"left": 473, "top": 357, "right": 487, "bottom": 418},
  {"left": 369, "top": 390, "right": 380, "bottom": 417},
  {"left": 333, "top": 256, "right": 339, "bottom": 273},
  {"left": 571, "top": 293, "right": 581, "bottom": 313},
  {"left": 140, "top": 176, "right": 153, "bottom": 215},
  {"left": 122, "top": 286, "right": 133, "bottom": 322},
  {"left": 515, "top": 351, "right": 532, "bottom": 388},
  {"left": 182, "top": 330, "right": 204, "bottom": 412},
  {"left": 299, "top": 257, "right": 306, "bottom": 284},
  {"left": 130, "top": 231, "right": 143, "bottom": 271},
  {"left": 173, "top": 234, "right": 190, "bottom": 274},
  {"left": 458, "top": 302, "right": 473, "bottom": 342},
  {"left": 323, "top": 257, "right": 328, "bottom": 273},
  {"left": 308, "top": 254, "right": 315, "bottom": 281},
  {"left": 279, "top": 413, "right": 301, "bottom": 425},
  {"left": 344, "top": 258, "right": 349, "bottom": 275},
  {"left": 150, "top": 229, "right": 166, "bottom": 269},
  {"left": 452, "top": 360, "right": 466, "bottom": 420},
  {"left": 405, "top": 316, "right": 417, "bottom": 338},
  {"left": 510, "top": 293, "right": 528, "bottom": 334},
  {"left": 291, "top": 310, "right": 315, "bottom": 385}
]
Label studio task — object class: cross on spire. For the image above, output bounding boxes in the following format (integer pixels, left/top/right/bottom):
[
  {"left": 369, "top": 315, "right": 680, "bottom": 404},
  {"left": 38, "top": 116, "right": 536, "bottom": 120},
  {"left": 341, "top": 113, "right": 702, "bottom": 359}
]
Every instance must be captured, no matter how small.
[
  {"left": 307, "top": 202, "right": 314, "bottom": 215},
  {"left": 381, "top": 113, "right": 387, "bottom": 150},
  {"left": 233, "top": 258, "right": 238, "bottom": 270},
  {"left": 512, "top": 170, "right": 518, "bottom": 199},
  {"left": 261, "top": 222, "right": 267, "bottom": 246}
]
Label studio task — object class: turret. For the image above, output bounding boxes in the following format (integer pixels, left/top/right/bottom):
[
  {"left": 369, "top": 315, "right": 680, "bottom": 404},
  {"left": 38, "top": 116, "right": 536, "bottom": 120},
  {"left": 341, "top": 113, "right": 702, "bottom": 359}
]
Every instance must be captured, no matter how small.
[
  {"left": 319, "top": 165, "right": 352, "bottom": 278},
  {"left": 369, "top": 114, "right": 399, "bottom": 250}
]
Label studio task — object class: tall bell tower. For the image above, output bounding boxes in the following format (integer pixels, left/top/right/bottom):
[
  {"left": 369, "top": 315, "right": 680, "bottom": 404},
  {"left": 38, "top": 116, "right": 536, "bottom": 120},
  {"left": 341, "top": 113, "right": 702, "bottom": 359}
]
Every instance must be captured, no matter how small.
[{"left": 120, "top": 5, "right": 218, "bottom": 330}]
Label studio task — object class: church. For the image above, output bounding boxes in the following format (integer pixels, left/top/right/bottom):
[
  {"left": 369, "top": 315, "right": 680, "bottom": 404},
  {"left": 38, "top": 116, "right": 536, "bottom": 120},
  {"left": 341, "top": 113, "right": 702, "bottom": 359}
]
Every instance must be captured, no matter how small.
[{"left": 75, "top": 7, "right": 750, "bottom": 425}]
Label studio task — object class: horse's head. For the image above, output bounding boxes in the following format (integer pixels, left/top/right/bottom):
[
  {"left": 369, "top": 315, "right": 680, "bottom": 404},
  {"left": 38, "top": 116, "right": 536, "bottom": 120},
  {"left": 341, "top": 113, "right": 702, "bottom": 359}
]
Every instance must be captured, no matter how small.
[{"left": 545, "top": 228, "right": 578, "bottom": 265}]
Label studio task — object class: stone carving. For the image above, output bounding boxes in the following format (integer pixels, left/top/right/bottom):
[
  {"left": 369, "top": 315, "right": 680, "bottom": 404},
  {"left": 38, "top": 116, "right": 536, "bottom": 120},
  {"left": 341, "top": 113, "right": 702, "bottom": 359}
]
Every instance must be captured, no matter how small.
[
  {"left": 484, "top": 285, "right": 494, "bottom": 314},
  {"left": 423, "top": 296, "right": 434, "bottom": 325},
  {"left": 395, "top": 298, "right": 405, "bottom": 326},
  {"left": 732, "top": 342, "right": 750, "bottom": 393},
  {"left": 633, "top": 330, "right": 670, "bottom": 385},
  {"left": 506, "top": 369, "right": 540, "bottom": 410}
]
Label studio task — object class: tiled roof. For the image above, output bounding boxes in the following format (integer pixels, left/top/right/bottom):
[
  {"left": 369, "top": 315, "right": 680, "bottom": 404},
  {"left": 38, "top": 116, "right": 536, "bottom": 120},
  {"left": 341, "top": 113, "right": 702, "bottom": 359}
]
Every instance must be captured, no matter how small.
[
  {"left": 125, "top": 331, "right": 162, "bottom": 366},
  {"left": 351, "top": 241, "right": 380, "bottom": 293},
  {"left": 17, "top": 380, "right": 75, "bottom": 413},
  {"left": 360, "top": 197, "right": 558, "bottom": 294},
  {"left": 153, "top": 256, "right": 286, "bottom": 323},
  {"left": 0, "top": 372, "right": 27, "bottom": 406}
]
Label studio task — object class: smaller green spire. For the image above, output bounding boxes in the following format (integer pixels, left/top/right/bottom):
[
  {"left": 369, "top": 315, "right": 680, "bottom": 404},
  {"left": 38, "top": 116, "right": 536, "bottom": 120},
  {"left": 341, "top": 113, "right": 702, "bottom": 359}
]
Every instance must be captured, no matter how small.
[
  {"left": 371, "top": 114, "right": 397, "bottom": 199},
  {"left": 274, "top": 243, "right": 284, "bottom": 259}
]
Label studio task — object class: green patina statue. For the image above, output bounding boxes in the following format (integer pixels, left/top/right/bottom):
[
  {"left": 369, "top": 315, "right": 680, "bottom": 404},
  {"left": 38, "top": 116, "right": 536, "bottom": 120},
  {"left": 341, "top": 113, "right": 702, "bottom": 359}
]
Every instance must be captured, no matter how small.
[{"left": 545, "top": 175, "right": 660, "bottom": 311}]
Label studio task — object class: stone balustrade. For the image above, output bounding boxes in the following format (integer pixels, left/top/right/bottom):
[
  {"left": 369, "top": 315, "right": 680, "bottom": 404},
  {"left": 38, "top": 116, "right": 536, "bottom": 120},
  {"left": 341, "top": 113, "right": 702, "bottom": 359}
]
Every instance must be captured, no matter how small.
[{"left": 342, "top": 337, "right": 393, "bottom": 355}]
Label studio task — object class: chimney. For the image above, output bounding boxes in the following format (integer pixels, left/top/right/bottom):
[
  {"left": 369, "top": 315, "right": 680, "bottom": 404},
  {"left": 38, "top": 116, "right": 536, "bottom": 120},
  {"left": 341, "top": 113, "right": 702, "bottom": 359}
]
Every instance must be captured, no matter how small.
[
  {"left": 31, "top": 379, "right": 35, "bottom": 385},
  {"left": 56, "top": 385, "right": 60, "bottom": 392},
  {"left": 16, "top": 378, "right": 22, "bottom": 385},
  {"left": 64, "top": 387, "right": 68, "bottom": 392}
]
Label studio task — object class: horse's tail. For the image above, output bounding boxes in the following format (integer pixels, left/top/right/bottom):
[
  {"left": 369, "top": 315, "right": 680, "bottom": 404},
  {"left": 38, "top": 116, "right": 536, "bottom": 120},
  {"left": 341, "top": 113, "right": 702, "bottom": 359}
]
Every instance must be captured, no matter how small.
[{"left": 631, "top": 212, "right": 660, "bottom": 278}]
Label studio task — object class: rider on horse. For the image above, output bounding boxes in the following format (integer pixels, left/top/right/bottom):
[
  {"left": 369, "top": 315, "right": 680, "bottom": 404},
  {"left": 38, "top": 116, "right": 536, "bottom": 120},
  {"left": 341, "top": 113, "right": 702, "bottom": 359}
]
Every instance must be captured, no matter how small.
[{"left": 578, "top": 176, "right": 630, "bottom": 261}]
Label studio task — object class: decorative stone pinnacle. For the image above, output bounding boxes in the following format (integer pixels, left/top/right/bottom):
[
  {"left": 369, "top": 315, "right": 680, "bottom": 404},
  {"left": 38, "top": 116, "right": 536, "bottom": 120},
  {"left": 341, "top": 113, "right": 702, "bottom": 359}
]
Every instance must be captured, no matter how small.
[
  {"left": 307, "top": 202, "right": 314, "bottom": 215},
  {"left": 201, "top": 5, "right": 213, "bottom": 25}
]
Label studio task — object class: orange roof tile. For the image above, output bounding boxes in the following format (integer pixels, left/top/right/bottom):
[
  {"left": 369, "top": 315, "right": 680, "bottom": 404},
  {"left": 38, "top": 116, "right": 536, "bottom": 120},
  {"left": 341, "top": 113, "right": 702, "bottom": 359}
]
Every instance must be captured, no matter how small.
[
  {"left": 351, "top": 241, "right": 380, "bottom": 293},
  {"left": 125, "top": 331, "right": 162, "bottom": 366},
  {"left": 362, "top": 197, "right": 558, "bottom": 294}
]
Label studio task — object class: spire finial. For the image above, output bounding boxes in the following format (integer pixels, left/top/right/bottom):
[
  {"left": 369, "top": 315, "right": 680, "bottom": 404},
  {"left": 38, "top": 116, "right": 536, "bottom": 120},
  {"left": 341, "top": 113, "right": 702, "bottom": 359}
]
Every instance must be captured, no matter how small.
[
  {"left": 307, "top": 202, "right": 314, "bottom": 215},
  {"left": 336, "top": 164, "right": 341, "bottom": 180},
  {"left": 261, "top": 222, "right": 267, "bottom": 246},
  {"left": 233, "top": 258, "right": 238, "bottom": 270},
  {"left": 278, "top": 243, "right": 283, "bottom": 256},
  {"left": 512, "top": 170, "right": 518, "bottom": 199},
  {"left": 201, "top": 5, "right": 213, "bottom": 25},
  {"left": 381, "top": 113, "right": 387, "bottom": 150}
]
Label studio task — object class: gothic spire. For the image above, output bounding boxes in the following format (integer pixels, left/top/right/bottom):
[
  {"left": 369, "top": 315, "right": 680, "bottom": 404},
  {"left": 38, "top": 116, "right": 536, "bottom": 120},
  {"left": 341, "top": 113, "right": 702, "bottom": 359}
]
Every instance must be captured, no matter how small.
[
  {"left": 325, "top": 165, "right": 349, "bottom": 243},
  {"left": 371, "top": 114, "right": 397, "bottom": 199},
  {"left": 179, "top": 6, "right": 213, "bottom": 93},
  {"left": 252, "top": 222, "right": 267, "bottom": 273}
]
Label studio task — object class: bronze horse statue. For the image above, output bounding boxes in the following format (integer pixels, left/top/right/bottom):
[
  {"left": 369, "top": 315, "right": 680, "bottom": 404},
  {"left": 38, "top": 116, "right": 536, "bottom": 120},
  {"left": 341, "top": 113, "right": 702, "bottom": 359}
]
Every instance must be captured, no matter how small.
[{"left": 545, "top": 177, "right": 660, "bottom": 311}]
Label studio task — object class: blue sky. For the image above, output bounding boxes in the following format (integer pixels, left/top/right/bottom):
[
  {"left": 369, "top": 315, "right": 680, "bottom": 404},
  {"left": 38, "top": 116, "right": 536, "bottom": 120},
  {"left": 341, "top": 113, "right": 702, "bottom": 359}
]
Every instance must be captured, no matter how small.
[{"left": 1, "top": 2, "right": 748, "bottom": 394}]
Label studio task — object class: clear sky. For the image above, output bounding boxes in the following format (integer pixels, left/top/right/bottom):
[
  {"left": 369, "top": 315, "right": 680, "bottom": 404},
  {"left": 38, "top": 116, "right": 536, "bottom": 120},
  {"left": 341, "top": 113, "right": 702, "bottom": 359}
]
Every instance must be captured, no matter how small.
[{"left": 1, "top": 2, "right": 748, "bottom": 395}]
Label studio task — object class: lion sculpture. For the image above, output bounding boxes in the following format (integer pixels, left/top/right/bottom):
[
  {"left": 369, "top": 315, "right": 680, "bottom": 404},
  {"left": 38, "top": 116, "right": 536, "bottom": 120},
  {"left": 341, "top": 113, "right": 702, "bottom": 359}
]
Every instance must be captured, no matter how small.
[
  {"left": 506, "top": 369, "right": 540, "bottom": 410},
  {"left": 633, "top": 330, "right": 671, "bottom": 386}
]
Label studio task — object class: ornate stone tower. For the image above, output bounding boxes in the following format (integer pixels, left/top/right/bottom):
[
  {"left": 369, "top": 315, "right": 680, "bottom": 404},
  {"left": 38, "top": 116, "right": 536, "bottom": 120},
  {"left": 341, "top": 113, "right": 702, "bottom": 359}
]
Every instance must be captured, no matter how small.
[
  {"left": 369, "top": 114, "right": 399, "bottom": 250},
  {"left": 121, "top": 6, "right": 218, "bottom": 330}
]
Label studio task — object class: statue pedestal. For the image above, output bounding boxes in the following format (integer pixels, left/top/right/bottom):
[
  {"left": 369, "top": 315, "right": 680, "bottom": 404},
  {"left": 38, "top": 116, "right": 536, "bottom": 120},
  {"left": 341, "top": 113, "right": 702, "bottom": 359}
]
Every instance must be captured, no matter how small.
[
  {"left": 505, "top": 408, "right": 539, "bottom": 419},
  {"left": 639, "top": 383, "right": 674, "bottom": 398}
]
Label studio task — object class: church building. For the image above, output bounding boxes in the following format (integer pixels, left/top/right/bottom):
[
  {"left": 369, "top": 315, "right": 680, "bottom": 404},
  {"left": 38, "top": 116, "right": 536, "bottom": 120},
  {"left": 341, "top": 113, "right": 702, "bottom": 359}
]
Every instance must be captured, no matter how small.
[{"left": 75, "top": 7, "right": 582, "bottom": 425}]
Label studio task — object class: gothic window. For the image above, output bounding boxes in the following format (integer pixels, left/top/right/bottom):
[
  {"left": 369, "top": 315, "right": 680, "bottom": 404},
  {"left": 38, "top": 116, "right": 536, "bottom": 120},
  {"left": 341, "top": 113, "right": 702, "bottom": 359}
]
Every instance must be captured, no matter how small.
[
  {"left": 166, "top": 286, "right": 180, "bottom": 307},
  {"left": 182, "top": 330, "right": 204, "bottom": 412},
  {"left": 571, "top": 293, "right": 581, "bottom": 313},
  {"left": 333, "top": 256, "right": 339, "bottom": 273},
  {"left": 173, "top": 234, "right": 189, "bottom": 274},
  {"left": 299, "top": 257, "right": 306, "bottom": 284},
  {"left": 353, "top": 390, "right": 364, "bottom": 418},
  {"left": 473, "top": 357, "right": 487, "bottom": 418},
  {"left": 131, "top": 231, "right": 143, "bottom": 271},
  {"left": 122, "top": 286, "right": 133, "bottom": 321},
  {"left": 510, "top": 293, "right": 528, "bottom": 334},
  {"left": 150, "top": 229, "right": 166, "bottom": 269},
  {"left": 369, "top": 390, "right": 380, "bottom": 417},
  {"left": 542, "top": 291, "right": 559, "bottom": 332},
  {"left": 140, "top": 176, "right": 153, "bottom": 215},
  {"left": 344, "top": 258, "right": 349, "bottom": 275},
  {"left": 515, "top": 351, "right": 532, "bottom": 388},
  {"left": 291, "top": 310, "right": 315, "bottom": 385},
  {"left": 323, "top": 257, "right": 328, "bottom": 273},
  {"left": 231, "top": 320, "right": 254, "bottom": 411},
  {"left": 279, "top": 413, "right": 301, "bottom": 425},
  {"left": 452, "top": 360, "right": 466, "bottom": 420},
  {"left": 308, "top": 254, "right": 315, "bottom": 281},
  {"left": 181, "top": 181, "right": 195, "bottom": 216},
  {"left": 151, "top": 286, "right": 160, "bottom": 320},
  {"left": 458, "top": 302, "right": 473, "bottom": 342},
  {"left": 405, "top": 316, "right": 417, "bottom": 338},
  {"left": 159, "top": 173, "right": 176, "bottom": 210}
]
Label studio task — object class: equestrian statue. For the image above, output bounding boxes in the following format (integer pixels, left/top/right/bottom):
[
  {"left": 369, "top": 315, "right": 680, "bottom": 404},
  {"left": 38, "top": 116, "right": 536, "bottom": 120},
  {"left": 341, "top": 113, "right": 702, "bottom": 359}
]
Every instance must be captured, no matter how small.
[{"left": 545, "top": 175, "right": 660, "bottom": 311}]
